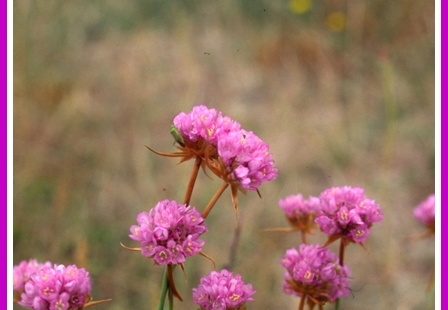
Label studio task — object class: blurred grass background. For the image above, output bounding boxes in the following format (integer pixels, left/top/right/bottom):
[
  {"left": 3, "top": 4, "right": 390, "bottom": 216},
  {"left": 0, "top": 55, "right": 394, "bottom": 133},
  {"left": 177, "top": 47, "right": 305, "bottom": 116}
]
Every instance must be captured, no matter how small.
[{"left": 13, "top": 0, "right": 435, "bottom": 309}]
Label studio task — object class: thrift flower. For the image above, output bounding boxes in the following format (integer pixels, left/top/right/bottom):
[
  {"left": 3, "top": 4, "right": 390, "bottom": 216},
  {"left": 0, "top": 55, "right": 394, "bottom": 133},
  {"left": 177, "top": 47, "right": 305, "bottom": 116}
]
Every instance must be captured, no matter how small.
[
  {"left": 13, "top": 259, "right": 52, "bottom": 294},
  {"left": 315, "top": 186, "right": 383, "bottom": 244},
  {"left": 170, "top": 105, "right": 277, "bottom": 191},
  {"left": 217, "top": 129, "right": 277, "bottom": 191},
  {"left": 129, "top": 199, "right": 207, "bottom": 265},
  {"left": 192, "top": 269, "right": 255, "bottom": 310},
  {"left": 147, "top": 106, "right": 278, "bottom": 217},
  {"left": 413, "top": 194, "right": 435, "bottom": 232},
  {"left": 281, "top": 244, "right": 351, "bottom": 304},
  {"left": 173, "top": 105, "right": 241, "bottom": 147},
  {"left": 17, "top": 263, "right": 91, "bottom": 310},
  {"left": 278, "top": 194, "right": 321, "bottom": 233}
]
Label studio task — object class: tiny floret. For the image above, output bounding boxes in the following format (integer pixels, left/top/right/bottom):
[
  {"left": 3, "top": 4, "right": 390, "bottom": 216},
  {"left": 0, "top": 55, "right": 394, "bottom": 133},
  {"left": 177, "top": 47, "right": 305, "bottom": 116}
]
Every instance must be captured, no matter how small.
[
  {"left": 129, "top": 199, "right": 207, "bottom": 265},
  {"left": 192, "top": 269, "right": 255, "bottom": 310}
]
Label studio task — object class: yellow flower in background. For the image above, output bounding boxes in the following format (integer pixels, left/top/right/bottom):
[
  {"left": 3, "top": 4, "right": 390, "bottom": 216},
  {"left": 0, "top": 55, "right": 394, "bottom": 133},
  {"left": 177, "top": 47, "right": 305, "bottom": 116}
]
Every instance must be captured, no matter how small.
[
  {"left": 326, "top": 11, "right": 346, "bottom": 32},
  {"left": 289, "top": 0, "right": 312, "bottom": 14}
]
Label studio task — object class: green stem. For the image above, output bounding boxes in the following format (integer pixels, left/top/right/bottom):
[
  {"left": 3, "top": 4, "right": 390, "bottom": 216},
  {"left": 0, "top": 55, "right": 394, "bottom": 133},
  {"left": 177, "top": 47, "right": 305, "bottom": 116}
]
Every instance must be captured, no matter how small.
[
  {"left": 334, "top": 298, "right": 340, "bottom": 310},
  {"left": 157, "top": 267, "right": 169, "bottom": 310},
  {"left": 168, "top": 282, "right": 174, "bottom": 310}
]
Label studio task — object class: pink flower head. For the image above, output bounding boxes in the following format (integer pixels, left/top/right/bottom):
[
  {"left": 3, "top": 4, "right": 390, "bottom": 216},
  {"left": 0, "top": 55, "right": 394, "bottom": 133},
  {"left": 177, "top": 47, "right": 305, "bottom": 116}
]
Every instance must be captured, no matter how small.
[
  {"left": 173, "top": 105, "right": 241, "bottom": 146},
  {"left": 315, "top": 186, "right": 383, "bottom": 244},
  {"left": 281, "top": 244, "right": 351, "bottom": 303},
  {"left": 17, "top": 263, "right": 91, "bottom": 310},
  {"left": 192, "top": 269, "right": 255, "bottom": 310},
  {"left": 278, "top": 194, "right": 321, "bottom": 233},
  {"left": 171, "top": 106, "right": 278, "bottom": 192},
  {"left": 218, "top": 129, "right": 278, "bottom": 191},
  {"left": 129, "top": 199, "right": 207, "bottom": 265},
  {"left": 13, "top": 259, "right": 52, "bottom": 293},
  {"left": 413, "top": 194, "right": 435, "bottom": 230}
]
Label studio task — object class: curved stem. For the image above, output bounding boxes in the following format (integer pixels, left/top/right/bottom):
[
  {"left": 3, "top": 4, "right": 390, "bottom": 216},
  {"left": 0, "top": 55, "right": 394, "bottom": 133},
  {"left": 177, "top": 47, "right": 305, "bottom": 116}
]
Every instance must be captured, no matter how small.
[
  {"left": 201, "top": 182, "right": 229, "bottom": 218},
  {"left": 145, "top": 145, "right": 186, "bottom": 158},
  {"left": 183, "top": 157, "right": 202, "bottom": 205},
  {"left": 157, "top": 267, "right": 169, "bottom": 310}
]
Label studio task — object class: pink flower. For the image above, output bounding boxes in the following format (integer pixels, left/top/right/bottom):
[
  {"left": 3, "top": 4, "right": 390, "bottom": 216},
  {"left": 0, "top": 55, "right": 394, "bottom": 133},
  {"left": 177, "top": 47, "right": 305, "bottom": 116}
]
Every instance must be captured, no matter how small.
[
  {"left": 170, "top": 106, "right": 278, "bottom": 192},
  {"left": 413, "top": 194, "right": 435, "bottom": 229},
  {"left": 315, "top": 186, "right": 383, "bottom": 244},
  {"left": 192, "top": 269, "right": 255, "bottom": 310},
  {"left": 281, "top": 244, "right": 351, "bottom": 303},
  {"left": 279, "top": 194, "right": 320, "bottom": 217},
  {"left": 17, "top": 263, "right": 91, "bottom": 310},
  {"left": 129, "top": 199, "right": 207, "bottom": 265},
  {"left": 217, "top": 129, "right": 277, "bottom": 191},
  {"left": 278, "top": 194, "right": 321, "bottom": 232},
  {"left": 173, "top": 105, "right": 241, "bottom": 146},
  {"left": 13, "top": 259, "right": 52, "bottom": 293}
]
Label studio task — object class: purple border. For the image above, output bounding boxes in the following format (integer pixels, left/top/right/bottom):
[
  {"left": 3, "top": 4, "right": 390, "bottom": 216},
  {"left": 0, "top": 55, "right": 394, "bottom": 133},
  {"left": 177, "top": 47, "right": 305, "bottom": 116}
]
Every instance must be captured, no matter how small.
[
  {"left": 5, "top": 1, "right": 9, "bottom": 309},
  {"left": 441, "top": 0, "right": 444, "bottom": 307},
  {"left": 4, "top": 2, "right": 442, "bottom": 310},
  {"left": 5, "top": 1, "right": 10, "bottom": 308}
]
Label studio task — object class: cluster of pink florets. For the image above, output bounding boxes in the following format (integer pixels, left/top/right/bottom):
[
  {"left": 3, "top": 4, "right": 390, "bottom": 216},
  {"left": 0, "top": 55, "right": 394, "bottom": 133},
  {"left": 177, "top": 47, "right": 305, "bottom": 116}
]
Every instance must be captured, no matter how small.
[
  {"left": 281, "top": 244, "right": 351, "bottom": 303},
  {"left": 173, "top": 105, "right": 278, "bottom": 191},
  {"left": 13, "top": 259, "right": 91, "bottom": 310},
  {"left": 413, "top": 194, "right": 435, "bottom": 227},
  {"left": 315, "top": 186, "right": 383, "bottom": 243},
  {"left": 129, "top": 199, "right": 207, "bottom": 265},
  {"left": 278, "top": 186, "right": 383, "bottom": 244},
  {"left": 192, "top": 269, "right": 256, "bottom": 310}
]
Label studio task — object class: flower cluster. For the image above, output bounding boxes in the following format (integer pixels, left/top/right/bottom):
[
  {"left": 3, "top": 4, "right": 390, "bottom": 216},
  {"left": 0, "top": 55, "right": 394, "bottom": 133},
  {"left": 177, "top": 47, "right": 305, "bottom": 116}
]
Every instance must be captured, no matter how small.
[
  {"left": 172, "top": 105, "right": 278, "bottom": 191},
  {"left": 217, "top": 129, "right": 278, "bottom": 191},
  {"left": 13, "top": 259, "right": 52, "bottom": 294},
  {"left": 17, "top": 263, "right": 91, "bottom": 310},
  {"left": 413, "top": 194, "right": 435, "bottom": 231},
  {"left": 192, "top": 269, "right": 255, "bottom": 310},
  {"left": 315, "top": 186, "right": 383, "bottom": 244},
  {"left": 173, "top": 105, "right": 241, "bottom": 146},
  {"left": 281, "top": 244, "right": 351, "bottom": 304},
  {"left": 278, "top": 194, "right": 321, "bottom": 233},
  {"left": 129, "top": 199, "right": 207, "bottom": 265}
]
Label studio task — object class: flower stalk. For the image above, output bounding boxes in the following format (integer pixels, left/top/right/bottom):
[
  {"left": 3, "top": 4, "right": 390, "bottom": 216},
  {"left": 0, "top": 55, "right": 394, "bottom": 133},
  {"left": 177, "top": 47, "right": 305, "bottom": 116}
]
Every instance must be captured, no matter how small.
[
  {"left": 157, "top": 267, "right": 169, "bottom": 310},
  {"left": 201, "top": 182, "right": 229, "bottom": 219},
  {"left": 184, "top": 157, "right": 202, "bottom": 205}
]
